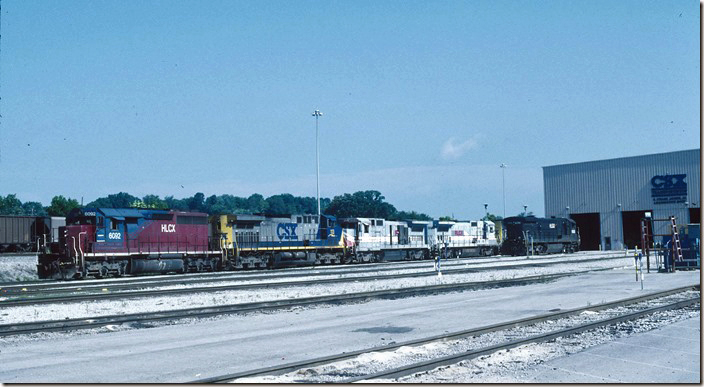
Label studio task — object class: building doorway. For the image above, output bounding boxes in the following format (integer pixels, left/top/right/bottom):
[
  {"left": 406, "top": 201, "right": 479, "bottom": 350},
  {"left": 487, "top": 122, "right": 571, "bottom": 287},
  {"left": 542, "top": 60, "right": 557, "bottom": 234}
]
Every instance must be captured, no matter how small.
[
  {"left": 621, "top": 210, "right": 652, "bottom": 249},
  {"left": 569, "top": 213, "right": 600, "bottom": 251},
  {"left": 689, "top": 207, "right": 701, "bottom": 224}
]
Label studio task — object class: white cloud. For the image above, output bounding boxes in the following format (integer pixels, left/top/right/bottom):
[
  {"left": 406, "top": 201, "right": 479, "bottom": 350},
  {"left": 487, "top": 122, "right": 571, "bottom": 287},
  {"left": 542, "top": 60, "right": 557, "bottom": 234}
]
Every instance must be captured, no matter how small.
[{"left": 440, "top": 137, "right": 478, "bottom": 160}]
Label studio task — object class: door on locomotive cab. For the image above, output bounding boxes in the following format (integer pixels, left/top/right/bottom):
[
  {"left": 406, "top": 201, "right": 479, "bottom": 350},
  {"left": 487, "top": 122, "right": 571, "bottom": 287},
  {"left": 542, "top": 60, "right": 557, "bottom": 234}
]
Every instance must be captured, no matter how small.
[
  {"left": 95, "top": 216, "right": 107, "bottom": 243},
  {"left": 106, "top": 217, "right": 126, "bottom": 247},
  {"left": 319, "top": 215, "right": 328, "bottom": 240},
  {"left": 399, "top": 226, "right": 409, "bottom": 245}
]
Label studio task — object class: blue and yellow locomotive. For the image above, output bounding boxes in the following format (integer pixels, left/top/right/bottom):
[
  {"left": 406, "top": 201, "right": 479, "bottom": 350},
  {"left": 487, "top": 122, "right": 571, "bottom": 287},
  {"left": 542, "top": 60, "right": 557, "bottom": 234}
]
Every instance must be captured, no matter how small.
[{"left": 211, "top": 213, "right": 349, "bottom": 269}]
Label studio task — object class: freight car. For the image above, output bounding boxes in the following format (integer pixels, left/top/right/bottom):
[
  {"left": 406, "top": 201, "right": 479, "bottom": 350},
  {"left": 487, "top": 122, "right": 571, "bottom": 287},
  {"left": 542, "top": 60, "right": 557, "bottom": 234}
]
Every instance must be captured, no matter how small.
[
  {"left": 501, "top": 216, "right": 579, "bottom": 256},
  {"left": 37, "top": 208, "right": 220, "bottom": 279},
  {"left": 0, "top": 215, "right": 65, "bottom": 253}
]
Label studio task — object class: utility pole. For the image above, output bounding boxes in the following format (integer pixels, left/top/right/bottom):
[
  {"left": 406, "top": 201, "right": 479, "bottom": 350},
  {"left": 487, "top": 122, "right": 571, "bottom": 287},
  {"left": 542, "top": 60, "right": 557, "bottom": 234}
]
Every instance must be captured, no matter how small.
[
  {"left": 312, "top": 110, "right": 323, "bottom": 219},
  {"left": 500, "top": 163, "right": 507, "bottom": 218}
]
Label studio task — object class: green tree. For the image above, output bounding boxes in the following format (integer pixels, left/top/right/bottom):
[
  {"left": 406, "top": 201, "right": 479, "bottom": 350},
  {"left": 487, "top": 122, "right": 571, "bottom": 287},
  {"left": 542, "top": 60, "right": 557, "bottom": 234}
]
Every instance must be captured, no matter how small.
[
  {"left": 186, "top": 192, "right": 206, "bottom": 212},
  {"left": 0, "top": 194, "right": 24, "bottom": 215},
  {"left": 46, "top": 195, "right": 80, "bottom": 216},
  {"left": 392, "top": 210, "right": 432, "bottom": 221},
  {"left": 325, "top": 190, "right": 397, "bottom": 219},
  {"left": 438, "top": 216, "right": 457, "bottom": 222},
  {"left": 22, "top": 201, "right": 47, "bottom": 216},
  {"left": 484, "top": 213, "right": 503, "bottom": 222},
  {"left": 265, "top": 194, "right": 294, "bottom": 215},
  {"left": 246, "top": 194, "right": 267, "bottom": 213},
  {"left": 164, "top": 195, "right": 188, "bottom": 211},
  {"left": 87, "top": 192, "right": 139, "bottom": 208},
  {"left": 142, "top": 194, "right": 167, "bottom": 209}
]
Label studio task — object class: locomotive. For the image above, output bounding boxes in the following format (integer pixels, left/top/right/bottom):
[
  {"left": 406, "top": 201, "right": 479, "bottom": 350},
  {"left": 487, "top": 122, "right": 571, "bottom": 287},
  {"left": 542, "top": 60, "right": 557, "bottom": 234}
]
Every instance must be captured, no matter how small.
[
  {"left": 500, "top": 216, "right": 579, "bottom": 256},
  {"left": 37, "top": 207, "right": 501, "bottom": 279},
  {"left": 212, "top": 213, "right": 347, "bottom": 269},
  {"left": 37, "top": 207, "right": 220, "bottom": 279}
]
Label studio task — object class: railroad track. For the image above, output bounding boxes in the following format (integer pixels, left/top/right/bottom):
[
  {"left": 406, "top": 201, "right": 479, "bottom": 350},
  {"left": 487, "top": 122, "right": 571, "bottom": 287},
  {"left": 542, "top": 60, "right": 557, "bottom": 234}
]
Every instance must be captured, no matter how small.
[
  {"left": 190, "top": 285, "right": 700, "bottom": 383},
  {"left": 0, "top": 250, "right": 628, "bottom": 291},
  {"left": 0, "top": 255, "right": 630, "bottom": 306},
  {"left": 0, "top": 270, "right": 629, "bottom": 337}
]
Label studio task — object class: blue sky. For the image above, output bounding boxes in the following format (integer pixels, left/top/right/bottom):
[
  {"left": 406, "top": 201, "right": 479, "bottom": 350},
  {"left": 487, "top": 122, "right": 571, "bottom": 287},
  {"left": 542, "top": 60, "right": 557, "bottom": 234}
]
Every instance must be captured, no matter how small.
[{"left": 0, "top": 0, "right": 699, "bottom": 220}]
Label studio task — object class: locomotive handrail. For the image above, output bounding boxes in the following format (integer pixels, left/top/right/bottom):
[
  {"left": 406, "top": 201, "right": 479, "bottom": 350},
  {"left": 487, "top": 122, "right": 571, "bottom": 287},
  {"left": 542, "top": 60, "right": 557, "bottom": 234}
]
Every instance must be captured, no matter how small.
[
  {"left": 78, "top": 232, "right": 87, "bottom": 269},
  {"left": 71, "top": 236, "right": 78, "bottom": 266}
]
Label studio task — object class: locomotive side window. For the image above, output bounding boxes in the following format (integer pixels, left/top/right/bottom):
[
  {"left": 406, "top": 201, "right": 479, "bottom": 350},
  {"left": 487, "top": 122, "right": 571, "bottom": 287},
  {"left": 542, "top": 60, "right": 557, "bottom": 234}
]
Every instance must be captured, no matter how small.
[
  {"left": 111, "top": 220, "right": 119, "bottom": 230},
  {"left": 69, "top": 216, "right": 96, "bottom": 225}
]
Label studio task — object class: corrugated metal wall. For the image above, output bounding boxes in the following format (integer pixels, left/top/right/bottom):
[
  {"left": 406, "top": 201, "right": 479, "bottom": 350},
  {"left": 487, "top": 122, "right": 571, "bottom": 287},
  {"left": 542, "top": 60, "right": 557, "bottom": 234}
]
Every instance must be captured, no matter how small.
[{"left": 543, "top": 149, "right": 700, "bottom": 250}]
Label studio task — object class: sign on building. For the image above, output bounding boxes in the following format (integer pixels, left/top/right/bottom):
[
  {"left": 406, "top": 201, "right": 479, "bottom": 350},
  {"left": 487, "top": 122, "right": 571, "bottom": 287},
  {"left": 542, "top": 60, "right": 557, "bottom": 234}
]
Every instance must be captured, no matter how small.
[{"left": 651, "top": 174, "right": 687, "bottom": 204}]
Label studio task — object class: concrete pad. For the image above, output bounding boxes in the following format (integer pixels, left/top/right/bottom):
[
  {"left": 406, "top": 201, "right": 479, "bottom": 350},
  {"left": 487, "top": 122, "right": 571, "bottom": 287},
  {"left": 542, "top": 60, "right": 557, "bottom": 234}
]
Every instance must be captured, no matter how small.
[
  {"left": 527, "top": 316, "right": 701, "bottom": 383},
  {"left": 0, "top": 266, "right": 698, "bottom": 382}
]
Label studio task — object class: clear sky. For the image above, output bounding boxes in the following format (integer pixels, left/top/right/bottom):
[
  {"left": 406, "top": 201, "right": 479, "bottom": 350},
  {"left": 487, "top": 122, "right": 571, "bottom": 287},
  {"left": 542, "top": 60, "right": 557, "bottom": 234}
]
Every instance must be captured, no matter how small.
[{"left": 0, "top": 0, "right": 699, "bottom": 220}]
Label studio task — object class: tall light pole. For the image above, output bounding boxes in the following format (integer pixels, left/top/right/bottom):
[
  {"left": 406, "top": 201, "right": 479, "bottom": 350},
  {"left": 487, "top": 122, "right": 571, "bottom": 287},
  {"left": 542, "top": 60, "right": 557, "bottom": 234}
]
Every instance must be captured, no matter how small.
[
  {"left": 312, "top": 109, "right": 323, "bottom": 219},
  {"left": 500, "top": 163, "right": 507, "bottom": 218}
]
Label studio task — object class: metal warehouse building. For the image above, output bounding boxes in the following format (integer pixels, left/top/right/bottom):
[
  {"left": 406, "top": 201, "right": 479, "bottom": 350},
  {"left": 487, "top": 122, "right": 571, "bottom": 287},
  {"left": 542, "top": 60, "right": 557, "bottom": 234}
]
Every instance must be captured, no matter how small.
[{"left": 543, "top": 149, "right": 700, "bottom": 251}]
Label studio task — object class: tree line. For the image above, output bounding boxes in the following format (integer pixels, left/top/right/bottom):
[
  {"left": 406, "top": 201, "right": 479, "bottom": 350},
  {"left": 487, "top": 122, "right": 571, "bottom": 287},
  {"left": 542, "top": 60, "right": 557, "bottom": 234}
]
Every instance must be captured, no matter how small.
[{"left": 0, "top": 190, "right": 435, "bottom": 221}]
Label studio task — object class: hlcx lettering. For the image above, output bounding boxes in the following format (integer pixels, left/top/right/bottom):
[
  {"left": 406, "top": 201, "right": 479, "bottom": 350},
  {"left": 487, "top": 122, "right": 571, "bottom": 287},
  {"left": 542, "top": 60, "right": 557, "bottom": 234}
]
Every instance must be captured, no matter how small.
[
  {"left": 277, "top": 223, "right": 298, "bottom": 240},
  {"left": 161, "top": 224, "right": 176, "bottom": 233}
]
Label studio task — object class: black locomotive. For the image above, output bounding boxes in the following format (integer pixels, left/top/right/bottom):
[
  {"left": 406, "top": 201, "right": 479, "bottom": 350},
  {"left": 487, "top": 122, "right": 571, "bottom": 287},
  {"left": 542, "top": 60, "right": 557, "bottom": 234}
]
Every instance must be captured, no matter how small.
[{"left": 501, "top": 216, "right": 580, "bottom": 256}]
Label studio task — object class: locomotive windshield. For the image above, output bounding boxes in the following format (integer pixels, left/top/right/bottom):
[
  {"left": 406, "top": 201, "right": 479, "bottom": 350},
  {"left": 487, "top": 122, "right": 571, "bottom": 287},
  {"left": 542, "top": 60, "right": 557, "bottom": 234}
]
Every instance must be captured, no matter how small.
[{"left": 68, "top": 216, "right": 96, "bottom": 226}]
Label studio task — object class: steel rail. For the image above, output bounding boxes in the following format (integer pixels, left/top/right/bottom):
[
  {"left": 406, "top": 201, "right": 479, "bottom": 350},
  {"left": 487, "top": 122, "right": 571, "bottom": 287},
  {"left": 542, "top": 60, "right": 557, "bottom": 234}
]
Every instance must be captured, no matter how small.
[
  {"left": 0, "top": 251, "right": 626, "bottom": 292},
  {"left": 0, "top": 269, "right": 632, "bottom": 337},
  {"left": 189, "top": 285, "right": 699, "bottom": 383},
  {"left": 0, "top": 257, "right": 629, "bottom": 306}
]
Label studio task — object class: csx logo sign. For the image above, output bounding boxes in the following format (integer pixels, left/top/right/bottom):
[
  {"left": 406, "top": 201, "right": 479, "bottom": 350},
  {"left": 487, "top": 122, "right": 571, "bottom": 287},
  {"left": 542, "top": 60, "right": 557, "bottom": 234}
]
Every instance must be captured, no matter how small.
[
  {"left": 651, "top": 174, "right": 686, "bottom": 188},
  {"left": 277, "top": 223, "right": 298, "bottom": 240},
  {"left": 161, "top": 224, "right": 176, "bottom": 233}
]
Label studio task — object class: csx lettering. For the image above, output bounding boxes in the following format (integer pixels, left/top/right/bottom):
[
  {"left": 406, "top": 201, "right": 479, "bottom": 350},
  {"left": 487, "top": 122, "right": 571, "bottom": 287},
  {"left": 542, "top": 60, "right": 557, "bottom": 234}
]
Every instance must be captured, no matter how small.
[
  {"left": 651, "top": 174, "right": 686, "bottom": 188},
  {"left": 161, "top": 224, "right": 176, "bottom": 233},
  {"left": 276, "top": 223, "right": 298, "bottom": 240}
]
